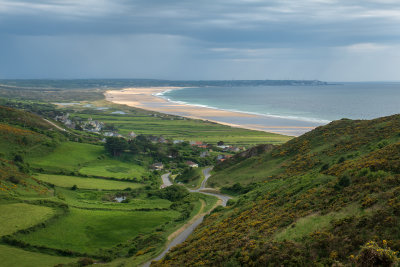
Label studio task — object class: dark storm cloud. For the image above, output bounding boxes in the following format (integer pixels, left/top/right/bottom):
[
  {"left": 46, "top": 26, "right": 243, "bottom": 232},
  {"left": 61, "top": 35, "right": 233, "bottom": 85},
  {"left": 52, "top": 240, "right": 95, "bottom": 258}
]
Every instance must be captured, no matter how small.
[{"left": 0, "top": 0, "right": 399, "bottom": 80}]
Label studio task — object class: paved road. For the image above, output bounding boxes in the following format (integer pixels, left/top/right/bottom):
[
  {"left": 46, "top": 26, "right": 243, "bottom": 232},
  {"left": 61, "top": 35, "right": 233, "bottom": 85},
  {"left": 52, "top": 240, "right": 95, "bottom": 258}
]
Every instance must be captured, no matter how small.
[
  {"left": 199, "top": 167, "right": 211, "bottom": 189},
  {"left": 190, "top": 166, "right": 231, "bottom": 206},
  {"left": 142, "top": 167, "right": 231, "bottom": 266},
  {"left": 160, "top": 173, "right": 172, "bottom": 188},
  {"left": 143, "top": 215, "right": 205, "bottom": 266}
]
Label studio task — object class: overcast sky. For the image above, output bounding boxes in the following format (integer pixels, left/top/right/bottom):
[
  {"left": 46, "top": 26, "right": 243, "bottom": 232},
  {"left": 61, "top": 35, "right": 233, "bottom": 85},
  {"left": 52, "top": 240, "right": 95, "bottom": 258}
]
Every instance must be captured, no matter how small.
[{"left": 0, "top": 0, "right": 399, "bottom": 81}]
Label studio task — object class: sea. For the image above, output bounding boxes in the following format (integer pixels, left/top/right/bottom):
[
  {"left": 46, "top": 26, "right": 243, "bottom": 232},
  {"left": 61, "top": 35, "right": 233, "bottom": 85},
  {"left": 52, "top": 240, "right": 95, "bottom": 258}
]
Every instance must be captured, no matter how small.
[
  {"left": 1, "top": 79, "right": 399, "bottom": 135},
  {"left": 159, "top": 82, "right": 400, "bottom": 125}
]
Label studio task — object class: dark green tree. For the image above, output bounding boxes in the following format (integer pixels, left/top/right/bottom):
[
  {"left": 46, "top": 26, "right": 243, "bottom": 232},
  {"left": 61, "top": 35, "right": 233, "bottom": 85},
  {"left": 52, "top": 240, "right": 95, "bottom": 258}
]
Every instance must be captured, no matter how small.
[{"left": 105, "top": 137, "right": 128, "bottom": 157}]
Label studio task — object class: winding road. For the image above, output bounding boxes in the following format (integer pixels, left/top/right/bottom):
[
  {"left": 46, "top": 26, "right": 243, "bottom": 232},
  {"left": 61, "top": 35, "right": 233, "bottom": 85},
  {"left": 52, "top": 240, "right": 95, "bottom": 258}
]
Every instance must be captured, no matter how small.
[
  {"left": 189, "top": 167, "right": 230, "bottom": 206},
  {"left": 142, "top": 167, "right": 231, "bottom": 266},
  {"left": 160, "top": 173, "right": 172, "bottom": 188}
]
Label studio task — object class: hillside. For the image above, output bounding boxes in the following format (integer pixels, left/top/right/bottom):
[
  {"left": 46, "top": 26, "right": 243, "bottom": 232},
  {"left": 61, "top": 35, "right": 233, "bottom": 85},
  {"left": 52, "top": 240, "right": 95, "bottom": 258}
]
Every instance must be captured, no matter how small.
[
  {"left": 0, "top": 106, "right": 220, "bottom": 267},
  {"left": 152, "top": 115, "right": 400, "bottom": 266}
]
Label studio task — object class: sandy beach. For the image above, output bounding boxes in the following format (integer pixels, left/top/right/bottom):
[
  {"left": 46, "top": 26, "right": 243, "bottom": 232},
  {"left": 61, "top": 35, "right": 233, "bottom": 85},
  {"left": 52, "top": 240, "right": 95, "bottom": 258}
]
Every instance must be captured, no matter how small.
[{"left": 105, "top": 87, "right": 320, "bottom": 136}]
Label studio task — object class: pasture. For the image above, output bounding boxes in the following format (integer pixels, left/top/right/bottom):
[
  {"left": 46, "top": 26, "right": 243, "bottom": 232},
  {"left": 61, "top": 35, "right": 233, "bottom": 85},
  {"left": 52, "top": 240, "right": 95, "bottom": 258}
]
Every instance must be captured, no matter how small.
[
  {"left": 0, "top": 245, "right": 77, "bottom": 267},
  {"left": 70, "top": 108, "right": 291, "bottom": 146},
  {"left": 16, "top": 208, "right": 180, "bottom": 254},
  {"left": 79, "top": 159, "right": 147, "bottom": 179},
  {"left": 27, "top": 141, "right": 148, "bottom": 179},
  {"left": 27, "top": 141, "right": 104, "bottom": 172},
  {"left": 0, "top": 203, "right": 55, "bottom": 236},
  {"left": 35, "top": 174, "right": 142, "bottom": 190},
  {"left": 57, "top": 188, "right": 173, "bottom": 210}
]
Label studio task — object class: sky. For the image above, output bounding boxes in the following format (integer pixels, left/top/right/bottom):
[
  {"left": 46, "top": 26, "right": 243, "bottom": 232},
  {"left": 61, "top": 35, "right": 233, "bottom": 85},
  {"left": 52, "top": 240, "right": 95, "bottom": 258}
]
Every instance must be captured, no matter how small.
[{"left": 0, "top": 0, "right": 399, "bottom": 81}]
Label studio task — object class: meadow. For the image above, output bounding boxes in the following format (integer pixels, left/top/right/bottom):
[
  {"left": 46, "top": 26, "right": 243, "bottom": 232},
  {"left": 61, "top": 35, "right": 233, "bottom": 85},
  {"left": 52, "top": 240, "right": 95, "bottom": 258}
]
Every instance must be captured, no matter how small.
[
  {"left": 79, "top": 160, "right": 147, "bottom": 180},
  {"left": 26, "top": 141, "right": 104, "bottom": 172},
  {"left": 27, "top": 141, "right": 148, "bottom": 180},
  {"left": 0, "top": 203, "right": 55, "bottom": 237},
  {"left": 16, "top": 208, "right": 180, "bottom": 254},
  {"left": 35, "top": 174, "right": 142, "bottom": 190},
  {"left": 56, "top": 188, "right": 173, "bottom": 211},
  {"left": 0, "top": 245, "right": 77, "bottom": 267}
]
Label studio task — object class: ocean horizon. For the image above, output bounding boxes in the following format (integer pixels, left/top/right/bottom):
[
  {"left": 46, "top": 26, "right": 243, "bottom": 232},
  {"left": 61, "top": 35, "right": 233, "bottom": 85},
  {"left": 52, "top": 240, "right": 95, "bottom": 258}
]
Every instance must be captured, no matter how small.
[{"left": 159, "top": 82, "right": 400, "bottom": 125}]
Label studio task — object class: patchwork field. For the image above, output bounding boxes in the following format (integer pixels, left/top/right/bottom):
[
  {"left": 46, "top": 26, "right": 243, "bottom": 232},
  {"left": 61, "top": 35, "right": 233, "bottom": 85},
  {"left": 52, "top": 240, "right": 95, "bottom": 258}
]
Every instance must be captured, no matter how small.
[
  {"left": 56, "top": 188, "right": 173, "bottom": 210},
  {"left": 69, "top": 107, "right": 291, "bottom": 146},
  {"left": 27, "top": 141, "right": 149, "bottom": 179},
  {"left": 0, "top": 104, "right": 227, "bottom": 266},
  {"left": 79, "top": 160, "right": 147, "bottom": 179},
  {"left": 0, "top": 203, "right": 55, "bottom": 236},
  {"left": 35, "top": 174, "right": 142, "bottom": 190},
  {"left": 27, "top": 141, "right": 104, "bottom": 172},
  {"left": 0, "top": 245, "right": 77, "bottom": 267},
  {"left": 15, "top": 208, "right": 180, "bottom": 254}
]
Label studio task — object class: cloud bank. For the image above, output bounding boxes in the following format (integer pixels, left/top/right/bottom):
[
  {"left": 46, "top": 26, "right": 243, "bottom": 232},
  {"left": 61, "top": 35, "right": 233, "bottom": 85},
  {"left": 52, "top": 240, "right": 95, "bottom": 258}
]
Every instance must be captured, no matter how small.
[{"left": 0, "top": 0, "right": 399, "bottom": 80}]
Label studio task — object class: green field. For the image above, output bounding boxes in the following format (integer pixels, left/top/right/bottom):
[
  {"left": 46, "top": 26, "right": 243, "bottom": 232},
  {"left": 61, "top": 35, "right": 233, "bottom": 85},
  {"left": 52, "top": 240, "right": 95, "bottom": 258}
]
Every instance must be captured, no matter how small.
[
  {"left": 0, "top": 203, "right": 55, "bottom": 236},
  {"left": 27, "top": 141, "right": 148, "bottom": 179},
  {"left": 79, "top": 160, "right": 146, "bottom": 179},
  {"left": 27, "top": 141, "right": 104, "bottom": 172},
  {"left": 0, "top": 245, "right": 77, "bottom": 267},
  {"left": 35, "top": 174, "right": 142, "bottom": 190},
  {"left": 57, "top": 188, "right": 173, "bottom": 210},
  {"left": 0, "top": 103, "right": 253, "bottom": 266},
  {"left": 70, "top": 107, "right": 291, "bottom": 146},
  {"left": 16, "top": 208, "right": 180, "bottom": 254}
]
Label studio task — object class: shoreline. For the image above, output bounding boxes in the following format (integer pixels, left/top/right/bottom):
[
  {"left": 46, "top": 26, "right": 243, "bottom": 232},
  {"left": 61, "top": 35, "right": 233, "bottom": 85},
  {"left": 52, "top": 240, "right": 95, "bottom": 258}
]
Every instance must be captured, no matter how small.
[{"left": 104, "top": 87, "right": 322, "bottom": 136}]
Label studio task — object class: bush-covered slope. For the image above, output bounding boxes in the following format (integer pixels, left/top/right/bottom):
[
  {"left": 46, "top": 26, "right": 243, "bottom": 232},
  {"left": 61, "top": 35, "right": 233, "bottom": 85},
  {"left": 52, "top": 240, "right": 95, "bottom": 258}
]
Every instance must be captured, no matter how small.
[
  {"left": 0, "top": 107, "right": 60, "bottom": 197},
  {"left": 153, "top": 115, "right": 400, "bottom": 266}
]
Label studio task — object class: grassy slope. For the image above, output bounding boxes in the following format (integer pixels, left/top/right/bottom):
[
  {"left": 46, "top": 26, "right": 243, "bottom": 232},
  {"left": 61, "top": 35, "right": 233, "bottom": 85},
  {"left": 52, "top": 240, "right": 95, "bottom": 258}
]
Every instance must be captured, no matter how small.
[
  {"left": 1, "top": 106, "right": 226, "bottom": 266},
  {"left": 79, "top": 160, "right": 146, "bottom": 179},
  {"left": 35, "top": 174, "right": 142, "bottom": 190},
  {"left": 0, "top": 245, "right": 76, "bottom": 267},
  {"left": 16, "top": 208, "right": 180, "bottom": 254},
  {"left": 102, "top": 193, "right": 219, "bottom": 267},
  {"left": 27, "top": 141, "right": 103, "bottom": 172},
  {"left": 57, "top": 188, "right": 173, "bottom": 210},
  {"left": 0, "top": 119, "right": 78, "bottom": 265},
  {"left": 27, "top": 141, "right": 148, "bottom": 179},
  {"left": 0, "top": 203, "right": 55, "bottom": 236},
  {"left": 153, "top": 114, "right": 400, "bottom": 266}
]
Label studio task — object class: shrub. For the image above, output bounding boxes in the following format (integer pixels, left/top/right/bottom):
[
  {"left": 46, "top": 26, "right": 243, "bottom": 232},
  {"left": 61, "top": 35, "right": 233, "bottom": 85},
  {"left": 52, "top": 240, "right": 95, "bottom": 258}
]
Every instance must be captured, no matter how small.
[
  {"left": 320, "top": 163, "right": 330, "bottom": 172},
  {"left": 354, "top": 241, "right": 398, "bottom": 267},
  {"left": 7, "top": 175, "right": 21, "bottom": 184},
  {"left": 338, "top": 175, "right": 351, "bottom": 187},
  {"left": 71, "top": 184, "right": 78, "bottom": 190},
  {"left": 361, "top": 196, "right": 377, "bottom": 208},
  {"left": 78, "top": 257, "right": 94, "bottom": 266},
  {"left": 13, "top": 154, "right": 24, "bottom": 163},
  {"left": 377, "top": 140, "right": 389, "bottom": 149},
  {"left": 153, "top": 185, "right": 189, "bottom": 202}
]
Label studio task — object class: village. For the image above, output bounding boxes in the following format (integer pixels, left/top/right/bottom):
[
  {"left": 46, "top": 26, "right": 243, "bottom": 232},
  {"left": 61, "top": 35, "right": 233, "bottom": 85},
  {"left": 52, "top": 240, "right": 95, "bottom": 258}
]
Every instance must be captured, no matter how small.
[{"left": 54, "top": 112, "right": 246, "bottom": 171}]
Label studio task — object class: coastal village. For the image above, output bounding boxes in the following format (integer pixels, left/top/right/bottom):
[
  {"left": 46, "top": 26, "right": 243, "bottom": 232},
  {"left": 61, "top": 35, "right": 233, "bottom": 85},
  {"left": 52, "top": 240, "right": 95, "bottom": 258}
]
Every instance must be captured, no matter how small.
[{"left": 54, "top": 112, "right": 246, "bottom": 169}]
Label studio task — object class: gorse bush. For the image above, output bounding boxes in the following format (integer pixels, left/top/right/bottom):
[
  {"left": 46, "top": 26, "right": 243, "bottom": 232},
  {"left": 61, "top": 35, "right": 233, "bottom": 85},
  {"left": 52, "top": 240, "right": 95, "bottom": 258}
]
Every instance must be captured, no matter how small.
[{"left": 354, "top": 241, "right": 399, "bottom": 267}]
